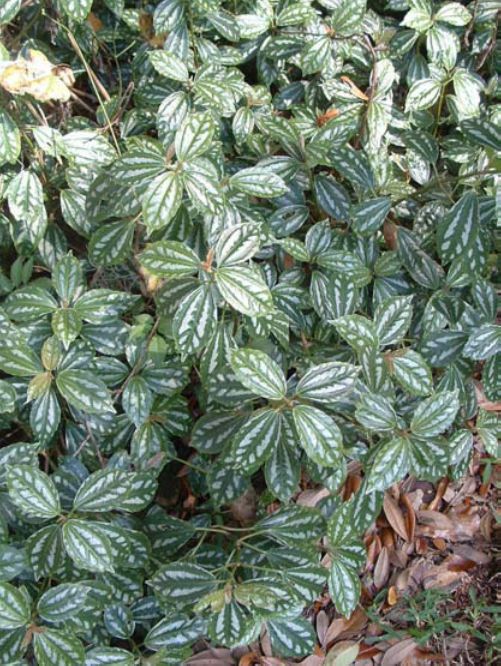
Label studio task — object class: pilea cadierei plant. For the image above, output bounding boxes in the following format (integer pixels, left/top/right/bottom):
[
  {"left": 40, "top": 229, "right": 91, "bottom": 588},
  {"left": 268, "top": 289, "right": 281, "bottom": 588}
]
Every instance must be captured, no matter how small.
[{"left": 0, "top": 0, "right": 499, "bottom": 663}]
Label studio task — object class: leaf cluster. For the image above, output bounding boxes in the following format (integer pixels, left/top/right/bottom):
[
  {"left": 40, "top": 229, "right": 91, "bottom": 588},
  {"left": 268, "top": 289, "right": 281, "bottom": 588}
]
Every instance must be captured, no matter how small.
[{"left": 0, "top": 0, "right": 499, "bottom": 663}]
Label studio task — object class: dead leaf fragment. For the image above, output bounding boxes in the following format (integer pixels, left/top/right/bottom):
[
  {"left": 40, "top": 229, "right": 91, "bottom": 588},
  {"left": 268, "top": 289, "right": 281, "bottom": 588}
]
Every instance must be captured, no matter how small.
[
  {"left": 383, "top": 493, "right": 409, "bottom": 541},
  {"left": 381, "top": 638, "right": 418, "bottom": 666},
  {"left": 324, "top": 641, "right": 359, "bottom": 666},
  {"left": 0, "top": 50, "right": 74, "bottom": 102},
  {"left": 325, "top": 608, "right": 367, "bottom": 646},
  {"left": 317, "top": 108, "right": 340, "bottom": 126},
  {"left": 374, "top": 546, "right": 390, "bottom": 590}
]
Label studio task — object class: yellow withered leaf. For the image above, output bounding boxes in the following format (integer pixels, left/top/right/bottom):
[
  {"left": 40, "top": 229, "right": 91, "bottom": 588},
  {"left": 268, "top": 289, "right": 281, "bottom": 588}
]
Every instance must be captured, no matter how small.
[{"left": 0, "top": 49, "right": 75, "bottom": 102}]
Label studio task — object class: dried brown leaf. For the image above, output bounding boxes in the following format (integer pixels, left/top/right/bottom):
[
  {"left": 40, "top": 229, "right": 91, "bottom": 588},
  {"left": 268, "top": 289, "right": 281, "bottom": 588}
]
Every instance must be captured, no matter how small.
[
  {"left": 325, "top": 608, "right": 367, "bottom": 646},
  {"left": 380, "top": 638, "right": 418, "bottom": 666},
  {"left": 324, "top": 641, "right": 359, "bottom": 666},
  {"left": 374, "top": 546, "right": 390, "bottom": 590},
  {"left": 187, "top": 647, "right": 235, "bottom": 664},
  {"left": 316, "top": 610, "right": 330, "bottom": 648},
  {"left": 383, "top": 493, "right": 409, "bottom": 541}
]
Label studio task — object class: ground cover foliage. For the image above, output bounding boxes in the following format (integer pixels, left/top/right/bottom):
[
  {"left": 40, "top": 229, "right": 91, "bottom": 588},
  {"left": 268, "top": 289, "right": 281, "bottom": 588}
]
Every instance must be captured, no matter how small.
[{"left": 0, "top": 0, "right": 499, "bottom": 664}]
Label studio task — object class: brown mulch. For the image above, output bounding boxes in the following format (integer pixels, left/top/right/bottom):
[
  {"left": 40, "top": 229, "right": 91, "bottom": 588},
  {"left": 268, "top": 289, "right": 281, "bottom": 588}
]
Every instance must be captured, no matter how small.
[{"left": 188, "top": 450, "right": 500, "bottom": 666}]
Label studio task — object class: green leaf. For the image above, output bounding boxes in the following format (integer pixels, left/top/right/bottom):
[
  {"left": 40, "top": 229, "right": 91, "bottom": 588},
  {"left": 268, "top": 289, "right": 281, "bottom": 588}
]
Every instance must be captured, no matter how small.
[
  {"left": 366, "top": 437, "right": 410, "bottom": 492},
  {"left": 207, "top": 460, "right": 250, "bottom": 506},
  {"left": 175, "top": 112, "right": 215, "bottom": 161},
  {"left": 26, "top": 525, "right": 64, "bottom": 580},
  {"left": 448, "top": 429, "right": 473, "bottom": 466},
  {"left": 314, "top": 175, "right": 350, "bottom": 220},
  {"left": 390, "top": 350, "right": 432, "bottom": 396},
  {"left": 256, "top": 506, "right": 325, "bottom": 544},
  {"left": 144, "top": 615, "right": 204, "bottom": 650},
  {"left": 173, "top": 284, "right": 217, "bottom": 355},
  {"left": 436, "top": 192, "right": 479, "bottom": 264},
  {"left": 0, "top": 109, "right": 21, "bottom": 165},
  {"left": 52, "top": 308, "right": 82, "bottom": 349},
  {"left": 56, "top": 369, "right": 115, "bottom": 414},
  {"left": 140, "top": 241, "right": 200, "bottom": 277},
  {"left": 4, "top": 285, "right": 58, "bottom": 321},
  {"left": 207, "top": 600, "right": 252, "bottom": 647},
  {"left": 62, "top": 519, "right": 114, "bottom": 572},
  {"left": 122, "top": 376, "right": 153, "bottom": 426},
  {"left": 0, "top": 381, "right": 16, "bottom": 413},
  {"left": 85, "top": 647, "right": 134, "bottom": 666},
  {"left": 293, "top": 404, "right": 343, "bottom": 467},
  {"left": 463, "top": 324, "right": 501, "bottom": 360},
  {"left": 0, "top": 583, "right": 31, "bottom": 629},
  {"left": 355, "top": 393, "right": 398, "bottom": 431},
  {"left": 52, "top": 255, "right": 81, "bottom": 304},
  {"left": 215, "top": 265, "right": 273, "bottom": 316},
  {"left": 410, "top": 391, "right": 460, "bottom": 438},
  {"left": 484, "top": 353, "right": 501, "bottom": 402},
  {"left": 435, "top": 2, "right": 471, "bottom": 25},
  {"left": 37, "top": 583, "right": 89, "bottom": 623},
  {"left": 334, "top": 315, "right": 379, "bottom": 353},
  {"left": 296, "top": 361, "right": 359, "bottom": 404},
  {"left": 231, "top": 409, "right": 281, "bottom": 474},
  {"left": 33, "top": 628, "right": 85, "bottom": 666},
  {"left": 89, "top": 220, "right": 135, "bottom": 267},
  {"left": 374, "top": 296, "right": 413, "bottom": 347},
  {"left": 149, "top": 50, "right": 189, "bottom": 82},
  {"left": 229, "top": 167, "right": 288, "bottom": 198},
  {"left": 191, "top": 411, "right": 243, "bottom": 454},
  {"left": 182, "top": 158, "right": 222, "bottom": 212},
  {"left": 30, "top": 388, "right": 61, "bottom": 444},
  {"left": 72, "top": 469, "right": 131, "bottom": 512},
  {"left": 329, "top": 560, "right": 361, "bottom": 618},
  {"left": 267, "top": 616, "right": 316, "bottom": 658},
  {"left": 0, "top": 341, "right": 42, "bottom": 377},
  {"left": 142, "top": 171, "right": 184, "bottom": 233},
  {"left": 351, "top": 197, "right": 391, "bottom": 236},
  {"left": 405, "top": 78, "right": 441, "bottom": 112},
  {"left": 461, "top": 117, "right": 501, "bottom": 151},
  {"left": 60, "top": 0, "right": 92, "bottom": 20},
  {"left": 265, "top": 437, "right": 300, "bottom": 501},
  {"left": 230, "top": 348, "right": 286, "bottom": 400},
  {"left": 421, "top": 329, "right": 467, "bottom": 367},
  {"left": 148, "top": 563, "right": 217, "bottom": 608},
  {"left": 7, "top": 465, "right": 61, "bottom": 519},
  {"left": 215, "top": 222, "right": 262, "bottom": 266}
]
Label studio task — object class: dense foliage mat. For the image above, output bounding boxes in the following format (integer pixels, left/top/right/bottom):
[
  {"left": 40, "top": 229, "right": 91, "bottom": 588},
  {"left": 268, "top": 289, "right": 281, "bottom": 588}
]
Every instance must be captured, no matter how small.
[{"left": 0, "top": 0, "right": 499, "bottom": 663}]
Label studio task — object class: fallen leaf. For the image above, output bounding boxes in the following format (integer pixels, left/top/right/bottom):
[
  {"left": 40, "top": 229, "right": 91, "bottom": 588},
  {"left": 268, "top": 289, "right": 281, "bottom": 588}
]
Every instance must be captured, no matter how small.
[
  {"left": 380, "top": 638, "right": 418, "bottom": 666},
  {"left": 374, "top": 546, "right": 390, "bottom": 590},
  {"left": 316, "top": 610, "right": 330, "bottom": 648},
  {"left": 324, "top": 641, "right": 359, "bottom": 666},
  {"left": 230, "top": 486, "right": 257, "bottom": 525},
  {"left": 317, "top": 108, "right": 341, "bottom": 126},
  {"left": 357, "top": 643, "right": 383, "bottom": 660},
  {"left": 401, "top": 494, "right": 416, "bottom": 542},
  {"left": 325, "top": 608, "right": 367, "bottom": 646},
  {"left": 239, "top": 653, "right": 260, "bottom": 666},
  {"left": 340, "top": 75, "right": 369, "bottom": 101},
  {"left": 299, "top": 657, "right": 324, "bottom": 666},
  {"left": 87, "top": 12, "right": 103, "bottom": 31},
  {"left": 414, "top": 648, "right": 447, "bottom": 661},
  {"left": 474, "top": 380, "right": 501, "bottom": 411},
  {"left": 187, "top": 647, "right": 235, "bottom": 664},
  {"left": 0, "top": 49, "right": 74, "bottom": 102},
  {"left": 428, "top": 478, "right": 448, "bottom": 511},
  {"left": 387, "top": 586, "right": 398, "bottom": 606},
  {"left": 297, "top": 487, "right": 330, "bottom": 507},
  {"left": 383, "top": 493, "right": 409, "bottom": 541}
]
